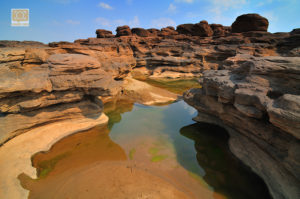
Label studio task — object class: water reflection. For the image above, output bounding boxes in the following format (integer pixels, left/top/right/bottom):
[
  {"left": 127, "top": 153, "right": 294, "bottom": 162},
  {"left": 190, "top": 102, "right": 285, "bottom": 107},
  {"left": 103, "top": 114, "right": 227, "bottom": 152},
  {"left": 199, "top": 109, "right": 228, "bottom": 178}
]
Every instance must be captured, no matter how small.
[
  {"left": 179, "top": 123, "right": 272, "bottom": 199},
  {"left": 21, "top": 100, "right": 271, "bottom": 199}
]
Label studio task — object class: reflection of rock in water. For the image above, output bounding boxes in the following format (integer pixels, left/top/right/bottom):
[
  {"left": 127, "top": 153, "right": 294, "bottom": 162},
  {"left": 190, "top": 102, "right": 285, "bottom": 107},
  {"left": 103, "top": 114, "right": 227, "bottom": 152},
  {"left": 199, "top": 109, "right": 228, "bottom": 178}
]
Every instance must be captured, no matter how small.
[
  {"left": 103, "top": 99, "right": 134, "bottom": 129},
  {"left": 180, "top": 123, "right": 271, "bottom": 199},
  {"left": 20, "top": 125, "right": 193, "bottom": 199}
]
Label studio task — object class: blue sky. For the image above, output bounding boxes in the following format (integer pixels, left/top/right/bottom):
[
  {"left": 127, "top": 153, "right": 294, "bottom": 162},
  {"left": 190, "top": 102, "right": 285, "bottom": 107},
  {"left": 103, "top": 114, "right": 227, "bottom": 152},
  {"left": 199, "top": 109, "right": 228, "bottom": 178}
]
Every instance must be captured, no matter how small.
[{"left": 0, "top": 0, "right": 299, "bottom": 43}]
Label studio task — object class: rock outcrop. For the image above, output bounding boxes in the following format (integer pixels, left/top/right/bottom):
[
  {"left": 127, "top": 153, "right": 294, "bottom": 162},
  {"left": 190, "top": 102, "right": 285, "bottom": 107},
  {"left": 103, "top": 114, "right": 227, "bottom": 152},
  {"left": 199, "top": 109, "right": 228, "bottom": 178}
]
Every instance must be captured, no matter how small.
[
  {"left": 184, "top": 55, "right": 300, "bottom": 199},
  {"left": 96, "top": 29, "right": 114, "bottom": 38},
  {"left": 116, "top": 25, "right": 132, "bottom": 37},
  {"left": 131, "top": 28, "right": 151, "bottom": 37},
  {"left": 0, "top": 52, "right": 121, "bottom": 144},
  {"left": 231, "top": 13, "right": 269, "bottom": 33},
  {"left": 0, "top": 13, "right": 300, "bottom": 199},
  {"left": 176, "top": 21, "right": 213, "bottom": 37}
]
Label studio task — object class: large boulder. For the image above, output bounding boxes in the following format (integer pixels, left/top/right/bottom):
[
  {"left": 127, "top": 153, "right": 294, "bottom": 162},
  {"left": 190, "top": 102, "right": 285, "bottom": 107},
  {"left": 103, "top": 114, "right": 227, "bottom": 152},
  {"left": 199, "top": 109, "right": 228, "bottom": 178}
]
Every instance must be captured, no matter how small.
[
  {"left": 177, "top": 21, "right": 213, "bottom": 37},
  {"left": 231, "top": 14, "right": 269, "bottom": 33},
  {"left": 116, "top": 25, "right": 132, "bottom": 37},
  {"left": 159, "top": 26, "right": 178, "bottom": 36},
  {"left": 193, "top": 20, "right": 214, "bottom": 37},
  {"left": 131, "top": 28, "right": 150, "bottom": 37},
  {"left": 95, "top": 29, "right": 114, "bottom": 38},
  {"left": 147, "top": 28, "right": 160, "bottom": 36},
  {"left": 176, "top": 24, "right": 194, "bottom": 35}
]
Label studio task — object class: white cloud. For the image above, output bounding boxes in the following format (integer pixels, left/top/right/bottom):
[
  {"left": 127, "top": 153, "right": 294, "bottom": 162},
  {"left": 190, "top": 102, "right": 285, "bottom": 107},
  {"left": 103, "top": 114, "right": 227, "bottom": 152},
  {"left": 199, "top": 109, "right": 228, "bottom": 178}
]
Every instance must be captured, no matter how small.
[
  {"left": 65, "top": 19, "right": 80, "bottom": 25},
  {"left": 151, "top": 18, "right": 176, "bottom": 28},
  {"left": 129, "top": 16, "right": 140, "bottom": 27},
  {"left": 175, "top": 0, "right": 195, "bottom": 3},
  {"left": 167, "top": 3, "right": 177, "bottom": 13},
  {"left": 98, "top": 2, "right": 113, "bottom": 10}
]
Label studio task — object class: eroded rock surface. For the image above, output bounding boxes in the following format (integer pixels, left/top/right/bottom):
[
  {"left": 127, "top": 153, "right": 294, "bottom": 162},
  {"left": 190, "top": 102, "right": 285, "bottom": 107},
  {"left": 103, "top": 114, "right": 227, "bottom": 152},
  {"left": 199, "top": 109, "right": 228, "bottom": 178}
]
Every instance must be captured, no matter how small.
[
  {"left": 0, "top": 53, "right": 121, "bottom": 144},
  {"left": 0, "top": 13, "right": 300, "bottom": 199},
  {"left": 184, "top": 55, "right": 300, "bottom": 199}
]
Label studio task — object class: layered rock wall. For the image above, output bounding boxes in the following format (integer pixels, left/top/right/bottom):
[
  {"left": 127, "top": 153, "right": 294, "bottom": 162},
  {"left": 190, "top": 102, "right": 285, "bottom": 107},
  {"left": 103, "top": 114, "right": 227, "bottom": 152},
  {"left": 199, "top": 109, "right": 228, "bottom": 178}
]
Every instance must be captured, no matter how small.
[{"left": 184, "top": 55, "right": 300, "bottom": 199}]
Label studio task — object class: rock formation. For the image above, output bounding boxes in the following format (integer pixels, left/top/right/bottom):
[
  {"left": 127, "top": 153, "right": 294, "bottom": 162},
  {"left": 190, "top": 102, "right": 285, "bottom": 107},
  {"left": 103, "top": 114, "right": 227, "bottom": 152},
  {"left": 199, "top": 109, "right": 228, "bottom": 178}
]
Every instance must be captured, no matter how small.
[
  {"left": 0, "top": 13, "right": 299, "bottom": 199},
  {"left": 131, "top": 28, "right": 151, "bottom": 37},
  {"left": 231, "top": 13, "right": 269, "bottom": 33},
  {"left": 116, "top": 25, "right": 132, "bottom": 37},
  {"left": 96, "top": 29, "right": 114, "bottom": 38},
  {"left": 0, "top": 52, "right": 121, "bottom": 144},
  {"left": 184, "top": 55, "right": 300, "bottom": 199}
]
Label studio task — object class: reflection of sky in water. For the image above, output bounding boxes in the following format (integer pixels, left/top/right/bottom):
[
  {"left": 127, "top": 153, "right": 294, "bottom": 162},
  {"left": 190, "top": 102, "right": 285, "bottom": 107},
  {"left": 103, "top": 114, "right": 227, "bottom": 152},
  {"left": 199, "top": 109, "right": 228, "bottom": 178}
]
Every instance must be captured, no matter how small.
[{"left": 109, "top": 100, "right": 205, "bottom": 176}]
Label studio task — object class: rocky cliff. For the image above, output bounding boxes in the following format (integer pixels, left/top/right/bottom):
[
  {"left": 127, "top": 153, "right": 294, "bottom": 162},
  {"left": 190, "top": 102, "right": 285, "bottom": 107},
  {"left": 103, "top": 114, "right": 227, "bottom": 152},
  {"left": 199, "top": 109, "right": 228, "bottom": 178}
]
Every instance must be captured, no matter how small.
[
  {"left": 0, "top": 13, "right": 300, "bottom": 199},
  {"left": 184, "top": 54, "right": 300, "bottom": 199}
]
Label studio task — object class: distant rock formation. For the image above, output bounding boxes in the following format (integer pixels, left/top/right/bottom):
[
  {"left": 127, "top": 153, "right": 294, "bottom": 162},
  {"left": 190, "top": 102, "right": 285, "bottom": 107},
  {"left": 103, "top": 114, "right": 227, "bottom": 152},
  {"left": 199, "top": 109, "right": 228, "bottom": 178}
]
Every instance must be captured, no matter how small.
[
  {"left": 231, "top": 13, "right": 269, "bottom": 33},
  {"left": 96, "top": 29, "right": 114, "bottom": 38},
  {"left": 131, "top": 28, "right": 150, "bottom": 37},
  {"left": 116, "top": 25, "right": 132, "bottom": 37}
]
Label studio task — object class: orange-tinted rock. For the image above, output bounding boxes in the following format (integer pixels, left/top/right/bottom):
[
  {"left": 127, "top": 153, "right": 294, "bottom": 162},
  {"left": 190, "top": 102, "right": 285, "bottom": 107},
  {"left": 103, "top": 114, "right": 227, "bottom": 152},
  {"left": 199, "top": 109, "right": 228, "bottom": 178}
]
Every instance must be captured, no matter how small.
[
  {"left": 176, "top": 24, "right": 194, "bottom": 35},
  {"left": 210, "top": 24, "right": 225, "bottom": 36},
  {"left": 131, "top": 28, "right": 150, "bottom": 37},
  {"left": 177, "top": 21, "right": 213, "bottom": 37},
  {"left": 231, "top": 14, "right": 269, "bottom": 33},
  {"left": 159, "top": 27, "right": 178, "bottom": 36},
  {"left": 116, "top": 25, "right": 132, "bottom": 37},
  {"left": 96, "top": 29, "right": 114, "bottom": 38}
]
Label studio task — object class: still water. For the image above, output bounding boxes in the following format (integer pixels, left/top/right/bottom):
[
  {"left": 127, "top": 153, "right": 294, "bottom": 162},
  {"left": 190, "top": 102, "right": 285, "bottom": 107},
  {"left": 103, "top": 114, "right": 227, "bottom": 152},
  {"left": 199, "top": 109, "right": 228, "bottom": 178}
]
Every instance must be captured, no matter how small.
[{"left": 22, "top": 100, "right": 271, "bottom": 199}]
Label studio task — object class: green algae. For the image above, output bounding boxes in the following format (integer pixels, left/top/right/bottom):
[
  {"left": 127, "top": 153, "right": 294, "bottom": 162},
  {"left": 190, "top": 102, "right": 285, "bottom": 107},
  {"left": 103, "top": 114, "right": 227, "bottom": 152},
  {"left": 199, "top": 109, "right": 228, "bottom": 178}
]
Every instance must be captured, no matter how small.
[
  {"left": 36, "top": 152, "right": 70, "bottom": 178},
  {"left": 148, "top": 147, "right": 159, "bottom": 155},
  {"left": 129, "top": 148, "right": 136, "bottom": 160},
  {"left": 151, "top": 155, "right": 168, "bottom": 162},
  {"left": 148, "top": 147, "right": 168, "bottom": 162}
]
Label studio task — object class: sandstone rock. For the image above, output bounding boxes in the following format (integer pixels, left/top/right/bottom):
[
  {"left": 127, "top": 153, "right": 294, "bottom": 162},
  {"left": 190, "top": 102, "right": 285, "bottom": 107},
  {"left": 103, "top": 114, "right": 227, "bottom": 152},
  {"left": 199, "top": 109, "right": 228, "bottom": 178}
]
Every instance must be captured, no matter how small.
[
  {"left": 176, "top": 21, "right": 214, "bottom": 37},
  {"left": 96, "top": 29, "right": 114, "bottom": 38},
  {"left": 231, "top": 13, "right": 269, "bottom": 33},
  {"left": 291, "top": 28, "right": 300, "bottom": 35},
  {"left": 147, "top": 28, "right": 160, "bottom": 36},
  {"left": 0, "top": 53, "right": 122, "bottom": 144},
  {"left": 193, "top": 20, "right": 214, "bottom": 37},
  {"left": 116, "top": 25, "right": 132, "bottom": 37},
  {"left": 184, "top": 55, "right": 300, "bottom": 199},
  {"left": 131, "top": 28, "right": 150, "bottom": 37},
  {"left": 159, "top": 27, "right": 178, "bottom": 36},
  {"left": 176, "top": 24, "right": 194, "bottom": 35},
  {"left": 210, "top": 24, "right": 225, "bottom": 36}
]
